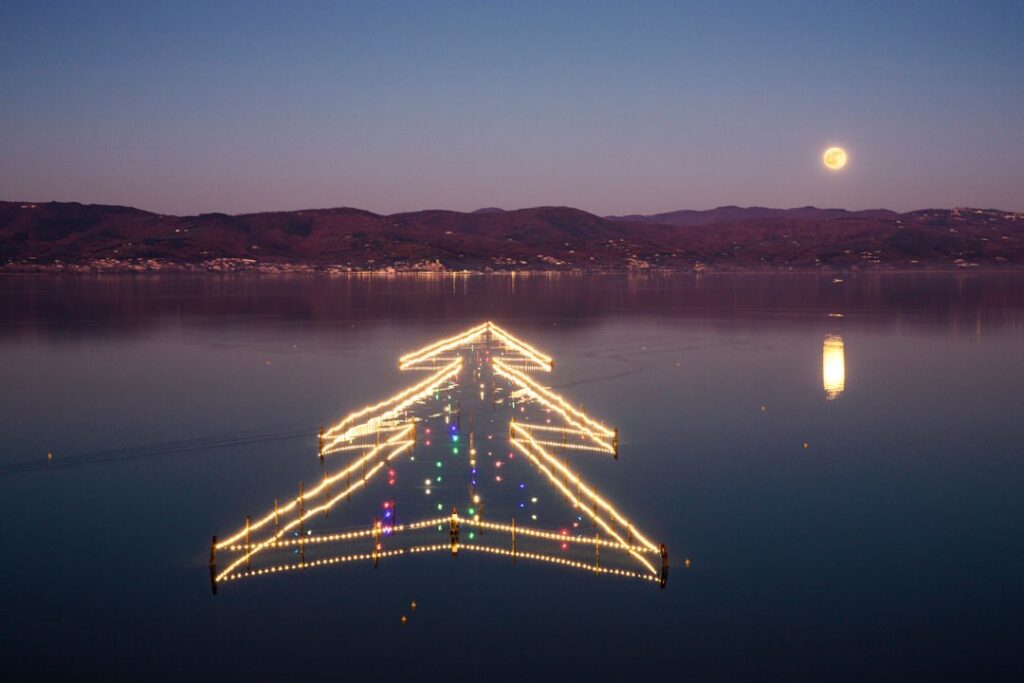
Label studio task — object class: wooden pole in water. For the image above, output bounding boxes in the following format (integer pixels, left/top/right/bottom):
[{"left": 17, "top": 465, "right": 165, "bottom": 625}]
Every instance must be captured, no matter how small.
[
  {"left": 449, "top": 507, "right": 460, "bottom": 557},
  {"left": 373, "top": 519, "right": 380, "bottom": 570},
  {"left": 322, "top": 471, "right": 330, "bottom": 518},
  {"left": 298, "top": 481, "right": 306, "bottom": 565},
  {"left": 209, "top": 535, "right": 218, "bottom": 595},
  {"left": 660, "top": 544, "right": 669, "bottom": 589},
  {"left": 245, "top": 515, "right": 251, "bottom": 571}
]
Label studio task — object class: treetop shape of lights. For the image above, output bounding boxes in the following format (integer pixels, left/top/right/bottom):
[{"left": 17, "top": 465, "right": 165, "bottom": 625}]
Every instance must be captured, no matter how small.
[{"left": 210, "top": 322, "right": 669, "bottom": 592}]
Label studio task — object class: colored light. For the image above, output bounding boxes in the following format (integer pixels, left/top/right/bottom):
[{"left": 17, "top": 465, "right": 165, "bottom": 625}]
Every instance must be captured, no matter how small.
[{"left": 214, "top": 323, "right": 662, "bottom": 587}]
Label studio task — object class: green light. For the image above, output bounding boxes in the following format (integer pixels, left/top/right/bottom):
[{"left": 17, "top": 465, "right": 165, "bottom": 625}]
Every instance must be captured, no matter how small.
[
  {"left": 453, "top": 435, "right": 459, "bottom": 442},
  {"left": 436, "top": 461, "right": 442, "bottom": 468},
  {"left": 437, "top": 503, "right": 443, "bottom": 510},
  {"left": 468, "top": 532, "right": 475, "bottom": 540},
  {"left": 453, "top": 447, "right": 459, "bottom": 454},
  {"left": 436, "top": 476, "right": 442, "bottom": 483},
  {"left": 467, "top": 507, "right": 476, "bottom": 516}
]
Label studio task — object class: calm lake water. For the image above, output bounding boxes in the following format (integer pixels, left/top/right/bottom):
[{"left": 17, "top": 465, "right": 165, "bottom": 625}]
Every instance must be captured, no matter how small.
[{"left": 1, "top": 273, "right": 1023, "bottom": 681}]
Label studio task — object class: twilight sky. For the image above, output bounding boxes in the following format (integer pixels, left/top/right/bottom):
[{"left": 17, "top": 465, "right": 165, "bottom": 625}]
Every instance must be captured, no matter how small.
[{"left": 1, "top": 1, "right": 1022, "bottom": 216}]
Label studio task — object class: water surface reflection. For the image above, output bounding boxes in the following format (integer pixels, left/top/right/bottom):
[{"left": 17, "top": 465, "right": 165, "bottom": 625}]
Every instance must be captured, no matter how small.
[{"left": 2, "top": 273, "right": 1023, "bottom": 680}]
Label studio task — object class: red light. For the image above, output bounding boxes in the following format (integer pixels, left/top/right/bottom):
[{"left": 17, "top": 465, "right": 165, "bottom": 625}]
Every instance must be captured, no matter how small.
[{"left": 560, "top": 542, "right": 568, "bottom": 551}]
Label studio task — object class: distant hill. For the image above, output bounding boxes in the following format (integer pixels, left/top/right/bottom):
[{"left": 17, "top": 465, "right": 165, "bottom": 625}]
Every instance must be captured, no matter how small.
[
  {"left": 608, "top": 205, "right": 898, "bottom": 226},
  {"left": 2, "top": 201, "right": 1022, "bottom": 272}
]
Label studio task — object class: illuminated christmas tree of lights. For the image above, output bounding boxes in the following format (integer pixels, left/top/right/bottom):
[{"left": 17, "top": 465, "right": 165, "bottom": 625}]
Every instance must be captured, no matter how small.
[{"left": 209, "top": 322, "right": 669, "bottom": 591}]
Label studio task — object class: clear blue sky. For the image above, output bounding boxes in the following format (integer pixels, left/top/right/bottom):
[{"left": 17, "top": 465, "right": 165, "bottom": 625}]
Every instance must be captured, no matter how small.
[{"left": 1, "top": 1, "right": 1021, "bottom": 215}]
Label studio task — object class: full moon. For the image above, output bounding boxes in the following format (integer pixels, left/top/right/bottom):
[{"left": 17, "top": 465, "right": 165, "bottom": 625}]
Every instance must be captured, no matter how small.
[{"left": 823, "top": 146, "right": 848, "bottom": 170}]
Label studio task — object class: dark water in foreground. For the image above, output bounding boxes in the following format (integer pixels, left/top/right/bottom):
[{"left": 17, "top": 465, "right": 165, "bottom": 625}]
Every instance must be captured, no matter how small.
[{"left": 1, "top": 273, "right": 1023, "bottom": 681}]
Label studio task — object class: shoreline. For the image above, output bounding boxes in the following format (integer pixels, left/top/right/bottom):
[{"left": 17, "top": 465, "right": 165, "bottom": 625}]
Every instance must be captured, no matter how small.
[{"left": 3, "top": 259, "right": 1023, "bottom": 276}]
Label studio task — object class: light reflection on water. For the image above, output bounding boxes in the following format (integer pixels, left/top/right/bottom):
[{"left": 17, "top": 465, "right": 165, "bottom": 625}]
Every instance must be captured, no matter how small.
[
  {"left": 823, "top": 335, "right": 846, "bottom": 400},
  {"left": 1, "top": 273, "right": 1023, "bottom": 681}
]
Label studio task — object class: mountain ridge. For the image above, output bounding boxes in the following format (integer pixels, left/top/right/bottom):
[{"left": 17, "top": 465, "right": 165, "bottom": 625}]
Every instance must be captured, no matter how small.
[{"left": 2, "top": 200, "right": 1023, "bottom": 272}]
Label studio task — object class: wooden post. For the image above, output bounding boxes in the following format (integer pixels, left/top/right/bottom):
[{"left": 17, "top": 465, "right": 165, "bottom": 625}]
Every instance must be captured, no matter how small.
[
  {"left": 613, "top": 428, "right": 619, "bottom": 460},
  {"left": 299, "top": 481, "right": 306, "bottom": 565},
  {"left": 373, "top": 519, "right": 381, "bottom": 570},
  {"left": 449, "top": 507, "right": 460, "bottom": 557},
  {"left": 660, "top": 544, "right": 669, "bottom": 589},
  {"left": 209, "top": 535, "right": 218, "bottom": 595},
  {"left": 511, "top": 517, "right": 516, "bottom": 564},
  {"left": 318, "top": 426, "right": 324, "bottom": 462},
  {"left": 322, "top": 471, "right": 330, "bottom": 518},
  {"left": 245, "top": 515, "right": 251, "bottom": 571}
]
